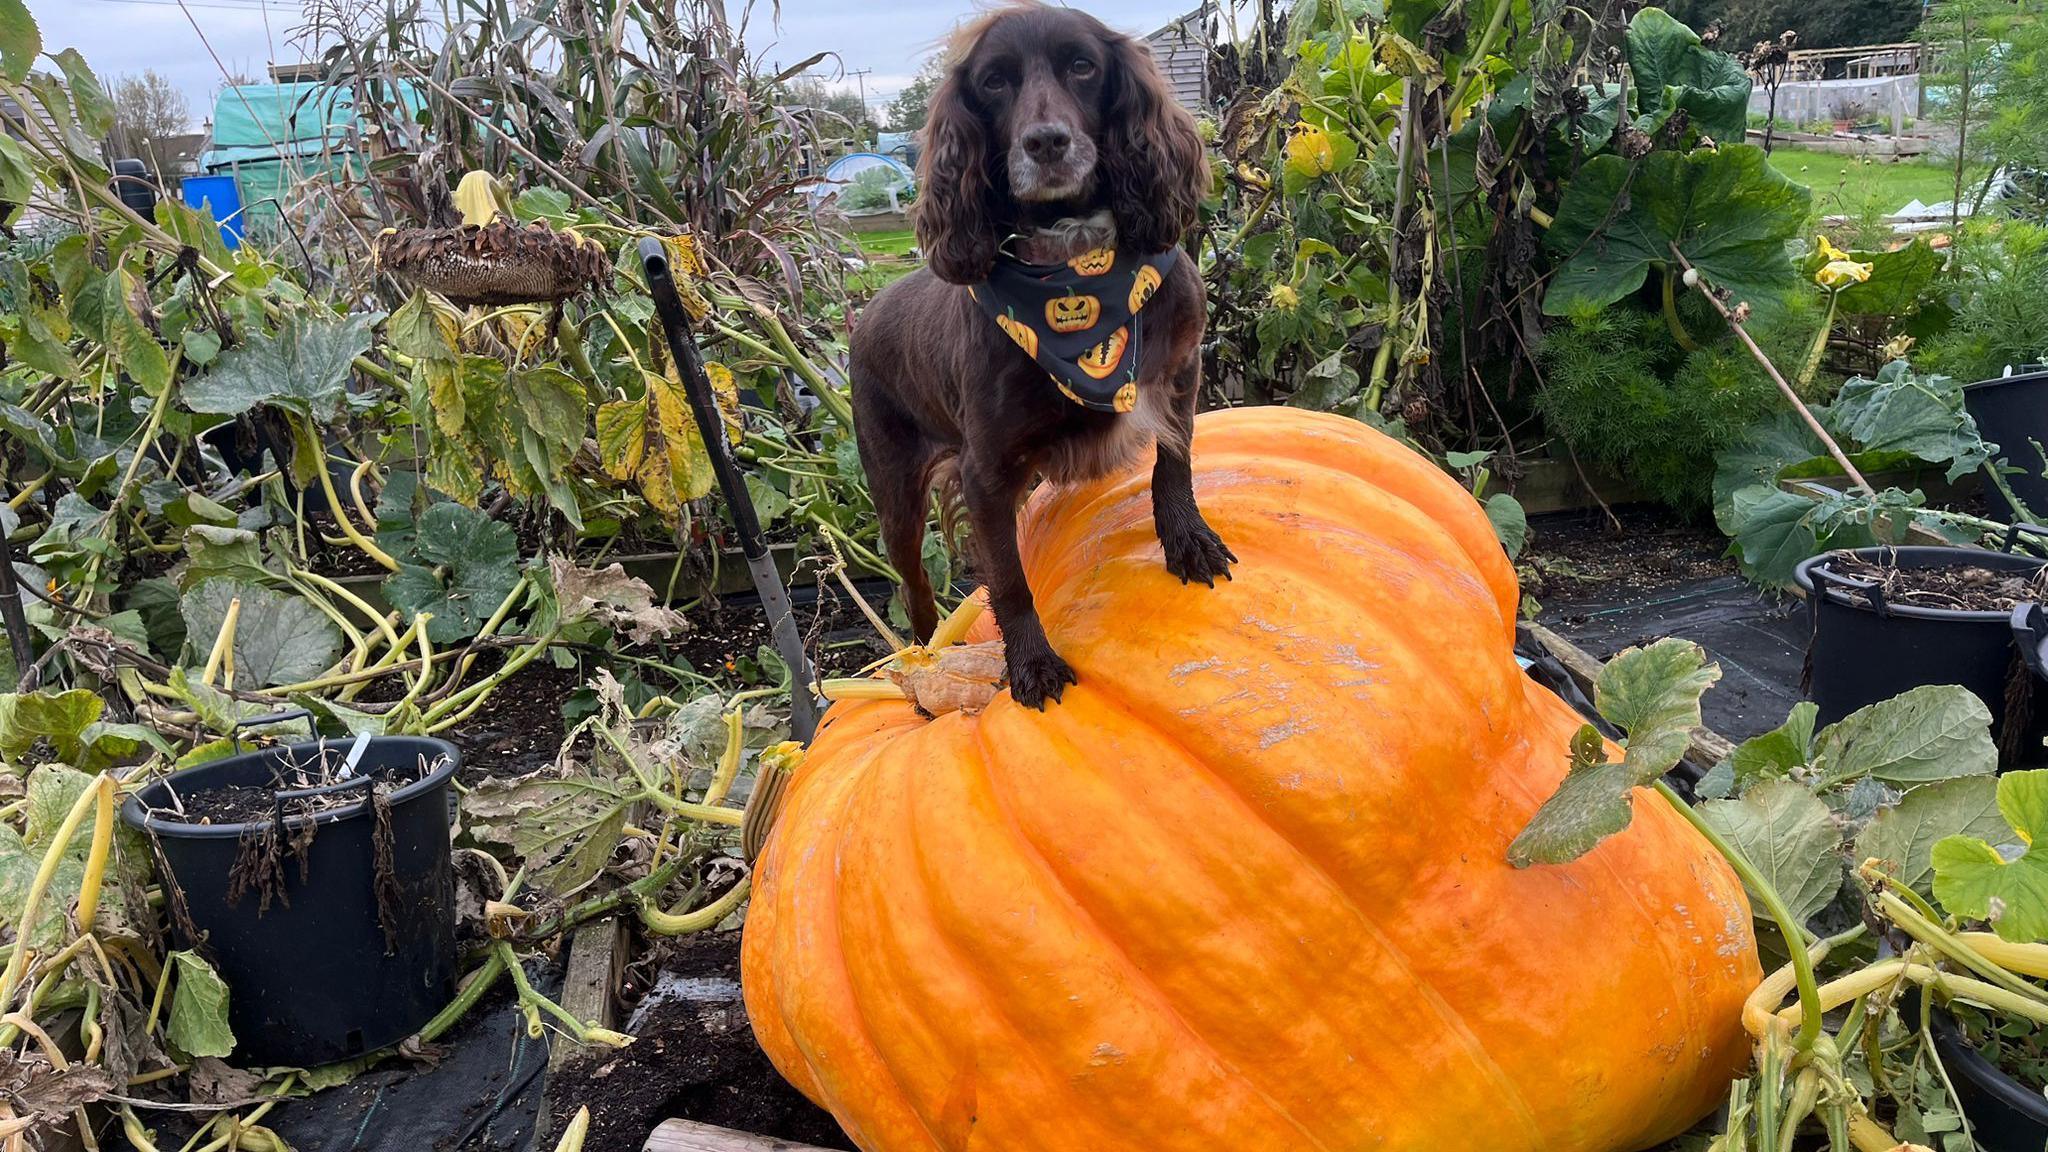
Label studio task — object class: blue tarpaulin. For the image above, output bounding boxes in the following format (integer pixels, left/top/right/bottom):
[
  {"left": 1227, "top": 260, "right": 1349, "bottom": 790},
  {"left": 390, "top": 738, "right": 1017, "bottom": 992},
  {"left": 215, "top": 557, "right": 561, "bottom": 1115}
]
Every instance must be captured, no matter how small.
[{"left": 197, "top": 81, "right": 422, "bottom": 241}]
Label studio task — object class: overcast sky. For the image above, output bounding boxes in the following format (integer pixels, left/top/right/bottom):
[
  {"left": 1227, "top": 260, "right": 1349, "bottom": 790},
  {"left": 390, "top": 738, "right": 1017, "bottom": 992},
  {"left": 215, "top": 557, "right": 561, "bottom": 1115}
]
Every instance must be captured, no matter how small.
[{"left": 33, "top": 0, "right": 1197, "bottom": 131}]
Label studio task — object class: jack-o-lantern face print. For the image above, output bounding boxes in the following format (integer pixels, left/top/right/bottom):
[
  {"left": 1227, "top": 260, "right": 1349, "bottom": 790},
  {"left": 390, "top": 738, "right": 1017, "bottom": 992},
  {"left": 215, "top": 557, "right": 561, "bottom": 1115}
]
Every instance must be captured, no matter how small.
[
  {"left": 1068, "top": 248, "right": 1115, "bottom": 276},
  {"left": 996, "top": 313, "right": 1038, "bottom": 358},
  {"left": 1113, "top": 380, "right": 1138, "bottom": 412},
  {"left": 1046, "top": 293, "right": 1101, "bottom": 334},
  {"left": 1077, "top": 327, "right": 1129, "bottom": 379},
  {"left": 1128, "top": 264, "right": 1163, "bottom": 312}
]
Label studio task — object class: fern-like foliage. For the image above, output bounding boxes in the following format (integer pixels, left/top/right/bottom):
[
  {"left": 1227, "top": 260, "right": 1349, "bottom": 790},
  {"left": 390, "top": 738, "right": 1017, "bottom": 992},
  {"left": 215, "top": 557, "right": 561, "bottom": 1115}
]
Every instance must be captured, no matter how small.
[{"left": 1535, "top": 295, "right": 1826, "bottom": 515}]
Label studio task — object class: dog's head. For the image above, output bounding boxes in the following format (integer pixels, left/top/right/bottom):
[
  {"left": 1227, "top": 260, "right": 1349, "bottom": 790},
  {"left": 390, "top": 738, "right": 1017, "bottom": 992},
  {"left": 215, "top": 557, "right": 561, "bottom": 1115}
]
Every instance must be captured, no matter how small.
[{"left": 914, "top": 2, "right": 1210, "bottom": 284}]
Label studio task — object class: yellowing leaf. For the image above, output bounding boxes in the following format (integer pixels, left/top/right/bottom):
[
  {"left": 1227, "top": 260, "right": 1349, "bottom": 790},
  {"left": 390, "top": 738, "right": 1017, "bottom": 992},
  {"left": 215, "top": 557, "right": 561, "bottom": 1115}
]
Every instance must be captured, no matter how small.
[
  {"left": 595, "top": 400, "right": 647, "bottom": 481},
  {"left": 425, "top": 360, "right": 466, "bottom": 438},
  {"left": 454, "top": 170, "right": 505, "bottom": 228},
  {"left": 703, "top": 362, "right": 743, "bottom": 446}
]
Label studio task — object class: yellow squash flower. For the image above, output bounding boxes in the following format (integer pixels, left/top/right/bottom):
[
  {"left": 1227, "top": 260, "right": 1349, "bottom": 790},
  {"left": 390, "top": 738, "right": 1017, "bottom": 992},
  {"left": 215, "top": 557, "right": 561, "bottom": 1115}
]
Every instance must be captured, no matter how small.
[{"left": 1812, "top": 234, "right": 1872, "bottom": 289}]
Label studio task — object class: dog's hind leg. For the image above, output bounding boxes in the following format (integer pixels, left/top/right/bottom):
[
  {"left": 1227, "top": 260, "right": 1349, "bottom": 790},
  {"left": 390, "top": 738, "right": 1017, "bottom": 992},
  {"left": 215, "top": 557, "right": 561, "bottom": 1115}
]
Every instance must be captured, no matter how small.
[
  {"left": 1153, "top": 356, "right": 1237, "bottom": 586},
  {"left": 853, "top": 393, "right": 942, "bottom": 642}
]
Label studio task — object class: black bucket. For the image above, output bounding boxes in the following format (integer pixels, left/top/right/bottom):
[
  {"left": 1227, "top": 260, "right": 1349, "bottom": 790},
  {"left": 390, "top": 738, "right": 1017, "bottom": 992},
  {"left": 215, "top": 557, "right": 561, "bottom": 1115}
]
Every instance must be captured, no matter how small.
[
  {"left": 1928, "top": 1000, "right": 2048, "bottom": 1151},
  {"left": 1794, "top": 541, "right": 2048, "bottom": 766},
  {"left": 1965, "top": 368, "right": 2048, "bottom": 524},
  {"left": 120, "top": 736, "right": 461, "bottom": 1067}
]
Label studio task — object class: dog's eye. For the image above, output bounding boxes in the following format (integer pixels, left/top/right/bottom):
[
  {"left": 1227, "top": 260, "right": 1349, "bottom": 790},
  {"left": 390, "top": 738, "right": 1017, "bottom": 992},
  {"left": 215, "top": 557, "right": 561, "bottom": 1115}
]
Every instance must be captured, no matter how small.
[
  {"left": 1069, "top": 57, "right": 1097, "bottom": 79},
  {"left": 980, "top": 73, "right": 1007, "bottom": 93}
]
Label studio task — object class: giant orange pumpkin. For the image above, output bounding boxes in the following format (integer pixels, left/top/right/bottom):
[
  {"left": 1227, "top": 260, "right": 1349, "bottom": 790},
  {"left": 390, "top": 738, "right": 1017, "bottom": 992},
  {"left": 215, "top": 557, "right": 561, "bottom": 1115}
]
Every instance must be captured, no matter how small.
[{"left": 743, "top": 407, "right": 1759, "bottom": 1152}]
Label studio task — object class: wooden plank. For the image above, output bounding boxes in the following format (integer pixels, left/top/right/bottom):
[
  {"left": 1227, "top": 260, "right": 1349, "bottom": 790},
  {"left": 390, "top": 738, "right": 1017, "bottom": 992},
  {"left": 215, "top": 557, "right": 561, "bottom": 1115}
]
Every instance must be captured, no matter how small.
[
  {"left": 644, "top": 1118, "right": 841, "bottom": 1152},
  {"left": 550, "top": 914, "right": 627, "bottom": 1075},
  {"left": 1522, "top": 622, "right": 1736, "bottom": 769}
]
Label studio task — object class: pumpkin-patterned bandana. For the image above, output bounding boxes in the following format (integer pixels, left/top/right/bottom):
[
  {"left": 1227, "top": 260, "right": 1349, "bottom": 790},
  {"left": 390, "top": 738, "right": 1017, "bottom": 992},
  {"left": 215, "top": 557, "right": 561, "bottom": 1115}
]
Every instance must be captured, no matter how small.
[{"left": 969, "top": 246, "right": 1180, "bottom": 414}]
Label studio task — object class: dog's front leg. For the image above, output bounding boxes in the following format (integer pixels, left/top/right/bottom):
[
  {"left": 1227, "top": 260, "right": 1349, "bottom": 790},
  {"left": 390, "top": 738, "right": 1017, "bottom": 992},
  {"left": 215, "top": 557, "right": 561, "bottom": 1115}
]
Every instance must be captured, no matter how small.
[
  {"left": 962, "top": 455, "right": 1075, "bottom": 709},
  {"left": 1153, "top": 367, "right": 1236, "bottom": 586}
]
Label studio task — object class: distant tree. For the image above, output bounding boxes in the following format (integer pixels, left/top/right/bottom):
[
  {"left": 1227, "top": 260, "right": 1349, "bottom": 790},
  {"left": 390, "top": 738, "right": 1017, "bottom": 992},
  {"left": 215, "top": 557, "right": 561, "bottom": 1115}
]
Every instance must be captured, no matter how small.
[
  {"left": 1665, "top": 0, "right": 1922, "bottom": 52},
  {"left": 780, "top": 76, "right": 875, "bottom": 147},
  {"left": 884, "top": 56, "right": 945, "bottom": 134},
  {"left": 109, "top": 70, "right": 189, "bottom": 173}
]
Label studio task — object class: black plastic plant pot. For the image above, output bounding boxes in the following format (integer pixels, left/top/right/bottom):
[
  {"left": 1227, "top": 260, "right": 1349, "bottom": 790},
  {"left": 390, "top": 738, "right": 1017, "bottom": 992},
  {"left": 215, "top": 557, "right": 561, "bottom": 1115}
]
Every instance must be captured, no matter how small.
[
  {"left": 1928, "top": 1000, "right": 2048, "bottom": 1151},
  {"left": 119, "top": 736, "right": 461, "bottom": 1067},
  {"left": 1794, "top": 543, "right": 2048, "bottom": 766},
  {"left": 1965, "top": 368, "right": 2048, "bottom": 524}
]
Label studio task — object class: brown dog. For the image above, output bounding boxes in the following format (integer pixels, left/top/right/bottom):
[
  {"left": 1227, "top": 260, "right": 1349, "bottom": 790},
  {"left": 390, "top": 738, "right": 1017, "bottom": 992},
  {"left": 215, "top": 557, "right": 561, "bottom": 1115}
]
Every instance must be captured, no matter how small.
[{"left": 848, "top": 2, "right": 1232, "bottom": 709}]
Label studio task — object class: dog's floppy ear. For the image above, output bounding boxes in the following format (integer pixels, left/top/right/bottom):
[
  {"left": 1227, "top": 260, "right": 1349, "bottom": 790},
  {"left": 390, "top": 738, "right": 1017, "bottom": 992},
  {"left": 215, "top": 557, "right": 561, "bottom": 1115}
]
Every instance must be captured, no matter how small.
[
  {"left": 914, "top": 67, "right": 998, "bottom": 285},
  {"left": 1100, "top": 34, "right": 1209, "bottom": 255}
]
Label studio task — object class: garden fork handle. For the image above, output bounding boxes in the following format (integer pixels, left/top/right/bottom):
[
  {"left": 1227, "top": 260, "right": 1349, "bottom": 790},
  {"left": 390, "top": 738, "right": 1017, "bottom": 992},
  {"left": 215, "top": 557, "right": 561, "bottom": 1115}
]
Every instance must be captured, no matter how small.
[{"left": 638, "top": 238, "right": 819, "bottom": 742}]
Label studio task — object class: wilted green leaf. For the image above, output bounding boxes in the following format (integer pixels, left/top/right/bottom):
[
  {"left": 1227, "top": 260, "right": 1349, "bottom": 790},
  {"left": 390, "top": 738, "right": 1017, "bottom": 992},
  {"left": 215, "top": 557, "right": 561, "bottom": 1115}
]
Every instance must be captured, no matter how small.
[
  {"left": 181, "top": 312, "right": 373, "bottom": 423},
  {"left": 1730, "top": 702, "right": 1818, "bottom": 785},
  {"left": 0, "top": 688, "right": 105, "bottom": 763},
  {"left": 179, "top": 525, "right": 271, "bottom": 590},
  {"left": 513, "top": 186, "right": 574, "bottom": 224},
  {"left": 1512, "top": 640, "right": 1722, "bottom": 866},
  {"left": 1544, "top": 146, "right": 1809, "bottom": 317},
  {"left": 1860, "top": 776, "right": 2011, "bottom": 895},
  {"left": 381, "top": 503, "right": 520, "bottom": 644},
  {"left": 1509, "top": 725, "right": 1641, "bottom": 866},
  {"left": 178, "top": 580, "right": 342, "bottom": 688},
  {"left": 1625, "top": 7, "right": 1752, "bottom": 143},
  {"left": 104, "top": 269, "right": 171, "bottom": 396},
  {"left": 1814, "top": 684, "right": 1998, "bottom": 787},
  {"left": 386, "top": 290, "right": 459, "bottom": 364},
  {"left": 1484, "top": 493, "right": 1527, "bottom": 559},
  {"left": 1698, "top": 779, "right": 1843, "bottom": 924},
  {"left": 1597, "top": 638, "right": 1722, "bottom": 778},
  {"left": 1825, "top": 362, "right": 1990, "bottom": 482},
  {"left": 165, "top": 951, "right": 236, "bottom": 1058},
  {"left": 53, "top": 49, "right": 112, "bottom": 137},
  {"left": 0, "top": 0, "right": 39, "bottom": 83},
  {"left": 1932, "top": 770, "right": 2048, "bottom": 942}
]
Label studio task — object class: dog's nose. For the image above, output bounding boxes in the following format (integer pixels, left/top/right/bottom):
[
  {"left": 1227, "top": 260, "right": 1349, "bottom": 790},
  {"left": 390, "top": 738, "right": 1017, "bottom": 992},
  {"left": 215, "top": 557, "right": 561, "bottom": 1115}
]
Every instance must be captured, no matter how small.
[{"left": 1020, "top": 123, "right": 1072, "bottom": 163}]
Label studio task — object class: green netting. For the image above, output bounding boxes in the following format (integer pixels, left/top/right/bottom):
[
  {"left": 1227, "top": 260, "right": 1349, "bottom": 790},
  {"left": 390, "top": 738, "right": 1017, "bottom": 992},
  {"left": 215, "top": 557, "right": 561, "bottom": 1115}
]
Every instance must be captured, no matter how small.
[{"left": 197, "top": 81, "right": 421, "bottom": 244}]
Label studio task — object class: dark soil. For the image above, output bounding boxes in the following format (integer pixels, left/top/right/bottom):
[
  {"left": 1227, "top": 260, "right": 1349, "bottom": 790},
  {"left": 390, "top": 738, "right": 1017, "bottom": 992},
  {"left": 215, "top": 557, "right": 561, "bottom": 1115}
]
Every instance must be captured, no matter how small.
[
  {"left": 156, "top": 752, "right": 440, "bottom": 826},
  {"left": 1823, "top": 552, "right": 2048, "bottom": 613},
  {"left": 675, "top": 580, "right": 896, "bottom": 681},
  {"left": 548, "top": 931, "right": 855, "bottom": 1152},
  {"left": 443, "top": 656, "right": 590, "bottom": 785},
  {"left": 1521, "top": 505, "right": 1734, "bottom": 610},
  {"left": 303, "top": 511, "right": 394, "bottom": 578}
]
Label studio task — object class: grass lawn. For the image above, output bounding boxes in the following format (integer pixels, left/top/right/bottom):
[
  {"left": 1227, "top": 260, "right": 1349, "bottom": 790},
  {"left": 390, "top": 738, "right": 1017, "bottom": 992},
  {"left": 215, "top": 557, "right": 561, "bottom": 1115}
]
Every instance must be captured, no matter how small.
[
  {"left": 1765, "top": 145, "right": 1984, "bottom": 218},
  {"left": 850, "top": 228, "right": 920, "bottom": 294}
]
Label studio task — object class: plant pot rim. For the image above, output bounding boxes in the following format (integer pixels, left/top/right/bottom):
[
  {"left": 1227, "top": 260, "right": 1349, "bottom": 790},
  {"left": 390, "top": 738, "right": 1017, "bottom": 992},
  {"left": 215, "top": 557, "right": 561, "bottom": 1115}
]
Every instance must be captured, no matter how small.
[
  {"left": 1795, "top": 546, "right": 2048, "bottom": 624},
  {"left": 1928, "top": 996, "right": 2048, "bottom": 1125},
  {"left": 120, "top": 735, "right": 460, "bottom": 840},
  {"left": 1966, "top": 368, "right": 2048, "bottom": 394}
]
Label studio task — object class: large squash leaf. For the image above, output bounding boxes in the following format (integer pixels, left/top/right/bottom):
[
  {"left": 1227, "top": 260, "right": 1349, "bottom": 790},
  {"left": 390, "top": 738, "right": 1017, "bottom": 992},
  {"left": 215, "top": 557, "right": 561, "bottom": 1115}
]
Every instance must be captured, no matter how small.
[
  {"left": 1625, "top": 8, "right": 1753, "bottom": 144},
  {"left": 1860, "top": 776, "right": 2011, "bottom": 896},
  {"left": 1825, "top": 362, "right": 1991, "bottom": 482},
  {"left": 1543, "top": 145, "right": 1809, "bottom": 317},
  {"left": 1813, "top": 684, "right": 1998, "bottom": 787},
  {"left": 178, "top": 580, "right": 342, "bottom": 688},
  {"left": 1697, "top": 779, "right": 1843, "bottom": 925},
  {"left": 381, "top": 503, "right": 521, "bottom": 644},
  {"left": 181, "top": 312, "right": 373, "bottom": 423}
]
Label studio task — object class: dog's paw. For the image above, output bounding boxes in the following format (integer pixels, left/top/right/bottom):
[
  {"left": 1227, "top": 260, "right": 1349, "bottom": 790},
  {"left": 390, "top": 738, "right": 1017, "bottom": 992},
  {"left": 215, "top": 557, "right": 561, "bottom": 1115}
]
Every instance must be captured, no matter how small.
[
  {"left": 1007, "top": 648, "right": 1078, "bottom": 710},
  {"left": 1164, "top": 524, "right": 1239, "bottom": 588}
]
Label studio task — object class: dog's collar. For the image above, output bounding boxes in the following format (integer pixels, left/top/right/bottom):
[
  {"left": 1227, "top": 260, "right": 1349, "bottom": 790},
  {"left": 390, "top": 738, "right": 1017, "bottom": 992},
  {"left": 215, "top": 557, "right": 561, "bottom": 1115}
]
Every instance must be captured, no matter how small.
[{"left": 968, "top": 246, "right": 1178, "bottom": 414}]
